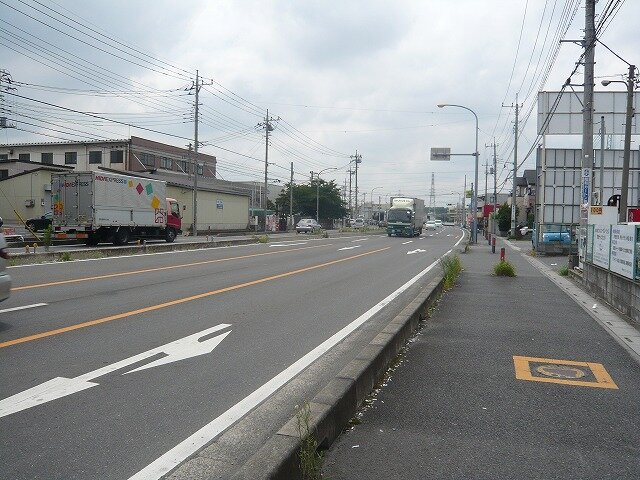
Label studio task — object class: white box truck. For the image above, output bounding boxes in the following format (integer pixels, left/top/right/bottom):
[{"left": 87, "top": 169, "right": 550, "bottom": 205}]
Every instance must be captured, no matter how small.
[
  {"left": 386, "top": 197, "right": 425, "bottom": 237},
  {"left": 51, "top": 171, "right": 182, "bottom": 245}
]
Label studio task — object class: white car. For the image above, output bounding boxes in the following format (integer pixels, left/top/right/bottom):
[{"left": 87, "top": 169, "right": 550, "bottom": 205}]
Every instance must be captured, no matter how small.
[
  {"left": 296, "top": 218, "right": 321, "bottom": 233},
  {"left": 352, "top": 218, "right": 365, "bottom": 228},
  {"left": 434, "top": 220, "right": 443, "bottom": 228},
  {"left": 0, "top": 234, "right": 11, "bottom": 303},
  {"left": 424, "top": 220, "right": 436, "bottom": 230}
]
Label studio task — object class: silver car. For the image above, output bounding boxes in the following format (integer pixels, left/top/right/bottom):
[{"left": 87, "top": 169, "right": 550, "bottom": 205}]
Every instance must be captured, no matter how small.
[
  {"left": 0, "top": 234, "right": 11, "bottom": 303},
  {"left": 296, "top": 218, "right": 321, "bottom": 233}
]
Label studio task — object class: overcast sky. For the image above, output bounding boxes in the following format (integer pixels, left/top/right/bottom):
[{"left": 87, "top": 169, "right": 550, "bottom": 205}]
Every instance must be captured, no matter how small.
[{"left": 1, "top": 0, "right": 638, "bottom": 207}]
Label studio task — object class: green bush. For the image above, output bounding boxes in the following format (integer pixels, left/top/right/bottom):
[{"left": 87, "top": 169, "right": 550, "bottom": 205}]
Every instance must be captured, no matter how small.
[
  {"left": 559, "top": 266, "right": 569, "bottom": 276},
  {"left": 59, "top": 252, "right": 72, "bottom": 262},
  {"left": 441, "top": 255, "right": 462, "bottom": 289},
  {"left": 43, "top": 225, "right": 53, "bottom": 247},
  {"left": 494, "top": 260, "right": 516, "bottom": 277}
]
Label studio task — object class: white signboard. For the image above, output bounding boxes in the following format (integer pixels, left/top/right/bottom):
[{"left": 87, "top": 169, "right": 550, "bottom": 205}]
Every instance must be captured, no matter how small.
[
  {"left": 610, "top": 225, "right": 636, "bottom": 279},
  {"left": 592, "top": 225, "right": 611, "bottom": 269}
]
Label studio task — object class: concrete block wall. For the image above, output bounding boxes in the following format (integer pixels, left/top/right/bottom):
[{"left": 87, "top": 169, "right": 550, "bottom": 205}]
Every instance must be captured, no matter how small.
[{"left": 584, "top": 263, "right": 640, "bottom": 323}]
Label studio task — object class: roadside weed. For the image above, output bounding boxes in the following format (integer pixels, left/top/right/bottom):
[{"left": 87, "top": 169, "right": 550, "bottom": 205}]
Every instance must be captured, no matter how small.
[{"left": 494, "top": 260, "right": 516, "bottom": 277}]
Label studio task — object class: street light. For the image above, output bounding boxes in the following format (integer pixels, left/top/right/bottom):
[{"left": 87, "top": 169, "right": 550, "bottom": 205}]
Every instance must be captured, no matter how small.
[
  {"left": 601, "top": 64, "right": 637, "bottom": 223},
  {"left": 370, "top": 187, "right": 382, "bottom": 221},
  {"left": 312, "top": 167, "right": 337, "bottom": 223},
  {"left": 437, "top": 103, "right": 479, "bottom": 243}
]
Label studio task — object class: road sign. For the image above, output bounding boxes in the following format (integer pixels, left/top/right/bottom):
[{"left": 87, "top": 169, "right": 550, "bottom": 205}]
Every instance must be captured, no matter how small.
[{"left": 430, "top": 147, "right": 451, "bottom": 161}]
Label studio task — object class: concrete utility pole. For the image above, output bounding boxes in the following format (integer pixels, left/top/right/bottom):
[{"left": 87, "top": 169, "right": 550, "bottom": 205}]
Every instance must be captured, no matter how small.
[
  {"left": 350, "top": 151, "right": 362, "bottom": 216},
  {"left": 511, "top": 93, "right": 519, "bottom": 237},
  {"left": 290, "top": 162, "right": 294, "bottom": 229},
  {"left": 484, "top": 158, "right": 488, "bottom": 231},
  {"left": 599, "top": 116, "right": 605, "bottom": 205},
  {"left": 580, "top": 0, "right": 596, "bottom": 253},
  {"left": 193, "top": 70, "right": 200, "bottom": 236},
  {"left": 258, "top": 110, "right": 278, "bottom": 232},
  {"left": 463, "top": 175, "right": 467, "bottom": 228},
  {"left": 493, "top": 141, "right": 498, "bottom": 235},
  {"left": 348, "top": 169, "right": 353, "bottom": 218},
  {"left": 619, "top": 64, "right": 636, "bottom": 223}
]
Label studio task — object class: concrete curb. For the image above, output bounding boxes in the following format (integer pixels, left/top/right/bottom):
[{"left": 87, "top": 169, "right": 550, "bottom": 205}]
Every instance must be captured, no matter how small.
[{"left": 230, "top": 276, "right": 445, "bottom": 480}]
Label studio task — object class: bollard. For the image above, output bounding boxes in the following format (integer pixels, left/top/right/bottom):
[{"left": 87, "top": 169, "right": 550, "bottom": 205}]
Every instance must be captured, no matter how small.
[
  {"left": 487, "top": 233, "right": 491, "bottom": 245},
  {"left": 500, "top": 247, "right": 505, "bottom": 261},
  {"left": 25, "top": 245, "right": 30, "bottom": 254},
  {"left": 32, "top": 243, "right": 37, "bottom": 253},
  {"left": 492, "top": 236, "right": 496, "bottom": 254}
]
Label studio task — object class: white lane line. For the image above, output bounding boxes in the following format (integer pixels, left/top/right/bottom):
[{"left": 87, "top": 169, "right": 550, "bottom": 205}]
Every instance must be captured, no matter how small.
[
  {"left": 338, "top": 246, "right": 360, "bottom": 251},
  {"left": 351, "top": 238, "right": 367, "bottom": 242},
  {"left": 269, "top": 242, "right": 308, "bottom": 247},
  {"left": 129, "top": 230, "right": 466, "bottom": 480},
  {"left": 0, "top": 303, "right": 48, "bottom": 314},
  {"left": 401, "top": 241, "right": 413, "bottom": 245}
]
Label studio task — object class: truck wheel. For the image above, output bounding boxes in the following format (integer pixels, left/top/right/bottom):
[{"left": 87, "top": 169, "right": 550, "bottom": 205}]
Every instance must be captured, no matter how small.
[
  {"left": 165, "top": 228, "right": 176, "bottom": 243},
  {"left": 85, "top": 234, "right": 99, "bottom": 246},
  {"left": 113, "top": 228, "right": 130, "bottom": 246}
]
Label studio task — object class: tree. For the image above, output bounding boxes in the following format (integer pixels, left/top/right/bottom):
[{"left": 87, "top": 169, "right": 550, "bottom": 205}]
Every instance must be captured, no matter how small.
[
  {"left": 496, "top": 202, "right": 519, "bottom": 232},
  {"left": 275, "top": 180, "right": 347, "bottom": 220}
]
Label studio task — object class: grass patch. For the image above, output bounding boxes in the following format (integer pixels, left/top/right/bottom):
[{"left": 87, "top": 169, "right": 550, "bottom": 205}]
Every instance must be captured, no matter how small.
[
  {"left": 559, "top": 266, "right": 569, "bottom": 276},
  {"left": 296, "top": 401, "right": 323, "bottom": 480},
  {"left": 253, "top": 235, "right": 269, "bottom": 243},
  {"left": 528, "top": 249, "right": 537, "bottom": 257},
  {"left": 59, "top": 252, "right": 72, "bottom": 262},
  {"left": 494, "top": 260, "right": 516, "bottom": 277},
  {"left": 441, "top": 255, "right": 462, "bottom": 289}
]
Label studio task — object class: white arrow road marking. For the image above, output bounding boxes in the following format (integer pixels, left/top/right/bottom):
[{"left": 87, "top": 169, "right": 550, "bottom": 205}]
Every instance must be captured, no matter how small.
[
  {"left": 0, "top": 303, "right": 47, "bottom": 314},
  {"left": 407, "top": 249, "right": 427, "bottom": 255},
  {"left": 269, "top": 242, "right": 307, "bottom": 247},
  {"left": 446, "top": 234, "right": 452, "bottom": 237},
  {"left": 401, "top": 241, "right": 413, "bottom": 245},
  {"left": 338, "top": 245, "right": 360, "bottom": 251},
  {"left": 130, "top": 230, "right": 467, "bottom": 480},
  {"left": 0, "top": 324, "right": 231, "bottom": 419}
]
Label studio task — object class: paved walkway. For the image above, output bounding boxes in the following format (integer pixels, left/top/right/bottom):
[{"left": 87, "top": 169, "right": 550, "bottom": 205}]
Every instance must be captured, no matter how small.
[{"left": 323, "top": 237, "right": 640, "bottom": 480}]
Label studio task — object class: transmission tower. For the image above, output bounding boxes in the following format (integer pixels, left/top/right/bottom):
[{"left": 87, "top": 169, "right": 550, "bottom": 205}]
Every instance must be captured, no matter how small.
[{"left": 428, "top": 173, "right": 436, "bottom": 220}]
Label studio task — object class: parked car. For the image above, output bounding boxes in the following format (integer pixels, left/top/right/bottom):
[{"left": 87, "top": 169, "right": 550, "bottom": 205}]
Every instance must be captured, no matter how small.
[
  {"left": 25, "top": 211, "right": 53, "bottom": 232},
  {"left": 296, "top": 218, "right": 321, "bottom": 233},
  {"left": 352, "top": 218, "right": 365, "bottom": 228},
  {"left": 0, "top": 234, "right": 11, "bottom": 303},
  {"left": 434, "top": 220, "right": 443, "bottom": 228},
  {"left": 424, "top": 220, "right": 436, "bottom": 230}
]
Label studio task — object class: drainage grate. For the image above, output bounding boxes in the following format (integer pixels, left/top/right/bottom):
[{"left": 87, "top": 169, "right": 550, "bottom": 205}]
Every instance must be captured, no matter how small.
[{"left": 535, "top": 364, "right": 586, "bottom": 379}]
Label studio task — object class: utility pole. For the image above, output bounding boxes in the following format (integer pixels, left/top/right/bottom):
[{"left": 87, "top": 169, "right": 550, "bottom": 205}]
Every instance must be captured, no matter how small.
[
  {"left": 463, "top": 175, "right": 467, "bottom": 228},
  {"left": 429, "top": 173, "right": 436, "bottom": 220},
  {"left": 511, "top": 93, "right": 519, "bottom": 237},
  {"left": 258, "top": 110, "right": 278, "bottom": 232},
  {"left": 599, "top": 116, "right": 605, "bottom": 205},
  {"left": 493, "top": 141, "right": 498, "bottom": 236},
  {"left": 619, "top": 64, "right": 636, "bottom": 223},
  {"left": 192, "top": 70, "right": 201, "bottom": 236},
  {"left": 290, "top": 162, "right": 294, "bottom": 229},
  {"left": 350, "top": 151, "right": 362, "bottom": 216},
  {"left": 580, "top": 0, "right": 596, "bottom": 254},
  {"left": 484, "top": 157, "right": 488, "bottom": 232},
  {"left": 348, "top": 169, "right": 353, "bottom": 218}
]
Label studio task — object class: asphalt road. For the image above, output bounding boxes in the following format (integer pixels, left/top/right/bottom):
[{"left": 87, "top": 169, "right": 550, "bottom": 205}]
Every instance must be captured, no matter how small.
[{"left": 0, "top": 227, "right": 463, "bottom": 479}]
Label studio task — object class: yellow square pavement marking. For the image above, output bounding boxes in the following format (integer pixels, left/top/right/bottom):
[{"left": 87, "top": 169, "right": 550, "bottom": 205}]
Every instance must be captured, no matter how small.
[{"left": 513, "top": 355, "right": 618, "bottom": 389}]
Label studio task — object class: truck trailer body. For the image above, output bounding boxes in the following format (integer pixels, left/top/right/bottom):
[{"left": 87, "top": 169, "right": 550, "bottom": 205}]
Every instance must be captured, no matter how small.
[{"left": 51, "top": 171, "right": 181, "bottom": 245}]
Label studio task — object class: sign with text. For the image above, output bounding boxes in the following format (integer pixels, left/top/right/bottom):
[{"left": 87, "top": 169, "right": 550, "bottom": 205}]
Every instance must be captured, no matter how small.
[
  {"left": 430, "top": 147, "right": 451, "bottom": 161},
  {"left": 592, "top": 225, "right": 611, "bottom": 269},
  {"left": 610, "top": 225, "right": 635, "bottom": 279}
]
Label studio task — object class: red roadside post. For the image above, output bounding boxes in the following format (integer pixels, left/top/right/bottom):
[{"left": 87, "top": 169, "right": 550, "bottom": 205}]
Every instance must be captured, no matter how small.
[{"left": 500, "top": 247, "right": 505, "bottom": 261}]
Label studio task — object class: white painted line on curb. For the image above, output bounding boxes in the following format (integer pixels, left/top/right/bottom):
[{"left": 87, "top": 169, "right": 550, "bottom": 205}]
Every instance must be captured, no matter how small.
[
  {"left": 338, "top": 246, "right": 360, "bottom": 251},
  {"left": 129, "top": 230, "right": 466, "bottom": 480},
  {"left": 402, "top": 241, "right": 413, "bottom": 245},
  {"left": 0, "top": 303, "right": 48, "bottom": 314}
]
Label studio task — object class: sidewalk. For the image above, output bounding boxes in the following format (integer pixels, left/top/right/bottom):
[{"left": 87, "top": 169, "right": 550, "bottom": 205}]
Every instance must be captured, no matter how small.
[{"left": 323, "top": 238, "right": 640, "bottom": 480}]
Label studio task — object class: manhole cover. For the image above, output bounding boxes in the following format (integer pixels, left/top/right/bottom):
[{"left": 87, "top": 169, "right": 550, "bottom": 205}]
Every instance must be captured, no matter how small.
[{"left": 536, "top": 364, "right": 586, "bottom": 379}]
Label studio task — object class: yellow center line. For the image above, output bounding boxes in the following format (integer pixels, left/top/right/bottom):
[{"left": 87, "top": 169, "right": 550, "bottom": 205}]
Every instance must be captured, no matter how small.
[
  {"left": 12, "top": 244, "right": 330, "bottom": 291},
  {"left": 0, "top": 246, "right": 391, "bottom": 349}
]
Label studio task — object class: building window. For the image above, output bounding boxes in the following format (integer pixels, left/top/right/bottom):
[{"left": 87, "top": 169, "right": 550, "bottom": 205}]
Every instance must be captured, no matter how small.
[
  {"left": 19, "top": 153, "right": 30, "bottom": 162},
  {"left": 140, "top": 152, "right": 155, "bottom": 167},
  {"left": 110, "top": 150, "right": 124, "bottom": 164},
  {"left": 41, "top": 152, "right": 53, "bottom": 164},
  {"left": 65, "top": 152, "right": 77, "bottom": 165},
  {"left": 0, "top": 154, "right": 7, "bottom": 161},
  {"left": 197, "top": 164, "right": 204, "bottom": 175},
  {"left": 0, "top": 169, "right": 7, "bottom": 179},
  {"left": 159, "top": 157, "right": 172, "bottom": 170},
  {"left": 89, "top": 150, "right": 102, "bottom": 164},
  {"left": 176, "top": 159, "right": 189, "bottom": 173}
]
